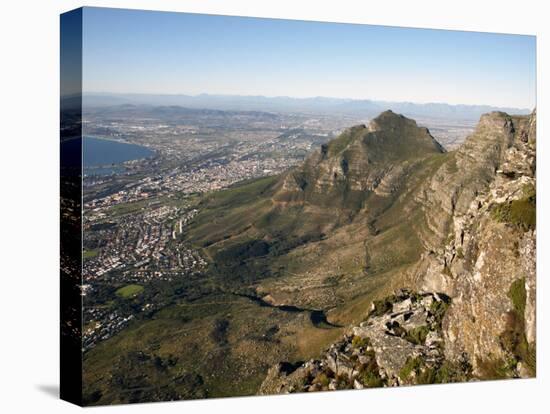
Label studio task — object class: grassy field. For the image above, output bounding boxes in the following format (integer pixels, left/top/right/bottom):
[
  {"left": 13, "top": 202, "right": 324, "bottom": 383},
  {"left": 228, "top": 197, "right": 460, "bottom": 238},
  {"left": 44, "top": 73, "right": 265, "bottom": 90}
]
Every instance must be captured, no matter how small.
[
  {"left": 102, "top": 192, "right": 200, "bottom": 220},
  {"left": 83, "top": 249, "right": 99, "bottom": 260},
  {"left": 115, "top": 284, "right": 144, "bottom": 298}
]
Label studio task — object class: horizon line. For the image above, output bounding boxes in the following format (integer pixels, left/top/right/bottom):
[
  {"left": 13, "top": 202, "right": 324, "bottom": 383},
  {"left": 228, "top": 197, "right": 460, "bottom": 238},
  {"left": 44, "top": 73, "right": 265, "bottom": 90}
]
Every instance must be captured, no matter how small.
[{"left": 78, "top": 91, "right": 533, "bottom": 111}]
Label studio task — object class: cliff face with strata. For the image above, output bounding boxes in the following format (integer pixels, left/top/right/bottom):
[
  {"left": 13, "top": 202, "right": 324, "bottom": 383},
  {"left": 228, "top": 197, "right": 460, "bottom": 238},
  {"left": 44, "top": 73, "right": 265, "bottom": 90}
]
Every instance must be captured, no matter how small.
[{"left": 410, "top": 110, "right": 536, "bottom": 377}]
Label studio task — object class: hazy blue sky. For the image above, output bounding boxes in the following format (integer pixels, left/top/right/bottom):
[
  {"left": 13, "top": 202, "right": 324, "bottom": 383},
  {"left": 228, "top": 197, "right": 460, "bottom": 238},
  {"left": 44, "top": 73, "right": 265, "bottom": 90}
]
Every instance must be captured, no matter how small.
[{"left": 82, "top": 7, "right": 536, "bottom": 108}]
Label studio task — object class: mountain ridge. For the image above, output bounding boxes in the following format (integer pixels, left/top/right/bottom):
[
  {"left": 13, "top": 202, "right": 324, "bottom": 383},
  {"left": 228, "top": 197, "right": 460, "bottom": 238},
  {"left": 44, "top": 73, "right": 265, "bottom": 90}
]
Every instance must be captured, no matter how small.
[{"left": 79, "top": 92, "right": 532, "bottom": 121}]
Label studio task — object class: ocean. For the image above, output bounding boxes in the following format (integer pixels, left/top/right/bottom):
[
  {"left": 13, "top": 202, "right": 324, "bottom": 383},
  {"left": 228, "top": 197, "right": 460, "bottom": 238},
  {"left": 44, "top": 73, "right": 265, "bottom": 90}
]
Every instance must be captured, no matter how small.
[{"left": 83, "top": 136, "right": 154, "bottom": 175}]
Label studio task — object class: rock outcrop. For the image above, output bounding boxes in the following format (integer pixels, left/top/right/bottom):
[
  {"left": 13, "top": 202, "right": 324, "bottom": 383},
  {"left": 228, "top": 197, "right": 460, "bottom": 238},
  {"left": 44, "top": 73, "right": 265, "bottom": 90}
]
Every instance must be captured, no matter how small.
[
  {"left": 415, "top": 112, "right": 519, "bottom": 249},
  {"left": 259, "top": 290, "right": 469, "bottom": 394}
]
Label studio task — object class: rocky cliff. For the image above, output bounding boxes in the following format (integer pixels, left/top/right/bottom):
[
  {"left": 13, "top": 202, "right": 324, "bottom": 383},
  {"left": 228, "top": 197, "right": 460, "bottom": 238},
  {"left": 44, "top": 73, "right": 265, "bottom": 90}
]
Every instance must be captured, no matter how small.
[{"left": 409, "top": 110, "right": 536, "bottom": 378}]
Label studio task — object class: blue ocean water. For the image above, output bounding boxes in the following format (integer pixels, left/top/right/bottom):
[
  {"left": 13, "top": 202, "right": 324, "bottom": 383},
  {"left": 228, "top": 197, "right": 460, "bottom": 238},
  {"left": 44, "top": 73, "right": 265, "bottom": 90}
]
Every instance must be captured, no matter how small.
[{"left": 83, "top": 137, "right": 154, "bottom": 175}]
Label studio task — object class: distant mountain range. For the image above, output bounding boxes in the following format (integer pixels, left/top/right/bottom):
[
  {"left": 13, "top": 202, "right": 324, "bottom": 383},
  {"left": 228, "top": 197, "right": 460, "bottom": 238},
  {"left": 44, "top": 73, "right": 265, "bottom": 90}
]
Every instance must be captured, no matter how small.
[{"left": 77, "top": 92, "right": 531, "bottom": 121}]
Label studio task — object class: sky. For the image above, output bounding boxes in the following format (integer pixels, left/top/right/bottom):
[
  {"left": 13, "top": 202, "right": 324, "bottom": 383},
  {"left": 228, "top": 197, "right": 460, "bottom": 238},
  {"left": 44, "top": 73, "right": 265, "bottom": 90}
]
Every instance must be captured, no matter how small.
[{"left": 81, "top": 7, "right": 536, "bottom": 109}]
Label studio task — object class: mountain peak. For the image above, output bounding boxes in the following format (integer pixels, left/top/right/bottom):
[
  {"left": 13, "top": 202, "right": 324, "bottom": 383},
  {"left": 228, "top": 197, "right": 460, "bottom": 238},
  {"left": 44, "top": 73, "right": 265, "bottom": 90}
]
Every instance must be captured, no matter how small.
[
  {"left": 274, "top": 111, "right": 445, "bottom": 209},
  {"left": 369, "top": 109, "right": 419, "bottom": 132}
]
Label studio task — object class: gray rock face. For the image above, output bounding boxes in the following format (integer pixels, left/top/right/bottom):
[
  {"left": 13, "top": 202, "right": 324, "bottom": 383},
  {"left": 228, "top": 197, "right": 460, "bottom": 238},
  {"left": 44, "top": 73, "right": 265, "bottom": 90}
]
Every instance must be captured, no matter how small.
[
  {"left": 523, "top": 232, "right": 536, "bottom": 345},
  {"left": 410, "top": 110, "right": 536, "bottom": 376},
  {"left": 415, "top": 112, "right": 519, "bottom": 249},
  {"left": 259, "top": 291, "right": 449, "bottom": 394},
  {"left": 353, "top": 292, "right": 445, "bottom": 379}
]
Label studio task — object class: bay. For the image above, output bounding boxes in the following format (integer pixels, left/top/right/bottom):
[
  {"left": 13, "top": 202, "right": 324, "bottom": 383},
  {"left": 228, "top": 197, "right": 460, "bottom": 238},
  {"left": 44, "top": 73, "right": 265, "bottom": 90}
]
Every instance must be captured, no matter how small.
[{"left": 83, "top": 136, "right": 154, "bottom": 175}]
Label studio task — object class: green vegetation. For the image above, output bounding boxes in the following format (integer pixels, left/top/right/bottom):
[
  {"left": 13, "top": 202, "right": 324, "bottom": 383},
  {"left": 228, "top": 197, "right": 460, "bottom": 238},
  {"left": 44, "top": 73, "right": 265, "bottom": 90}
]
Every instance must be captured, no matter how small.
[
  {"left": 83, "top": 291, "right": 290, "bottom": 404},
  {"left": 107, "top": 198, "right": 152, "bottom": 217},
  {"left": 313, "top": 372, "right": 330, "bottom": 387},
  {"left": 82, "top": 110, "right": 536, "bottom": 403},
  {"left": 199, "top": 175, "right": 278, "bottom": 213},
  {"left": 327, "top": 128, "right": 357, "bottom": 156},
  {"left": 491, "top": 184, "right": 536, "bottom": 231},
  {"left": 334, "top": 374, "right": 354, "bottom": 390},
  {"left": 497, "top": 278, "right": 536, "bottom": 376},
  {"left": 405, "top": 325, "right": 430, "bottom": 345},
  {"left": 477, "top": 278, "right": 535, "bottom": 380},
  {"left": 476, "top": 357, "right": 515, "bottom": 380},
  {"left": 356, "top": 347, "right": 384, "bottom": 388},
  {"left": 416, "top": 367, "right": 437, "bottom": 384},
  {"left": 83, "top": 249, "right": 99, "bottom": 260},
  {"left": 445, "top": 154, "right": 458, "bottom": 174},
  {"left": 509, "top": 278, "right": 527, "bottom": 317},
  {"left": 361, "top": 111, "right": 445, "bottom": 162},
  {"left": 351, "top": 335, "right": 370, "bottom": 349},
  {"left": 433, "top": 360, "right": 472, "bottom": 383},
  {"left": 430, "top": 298, "right": 450, "bottom": 329},
  {"left": 369, "top": 295, "right": 397, "bottom": 317},
  {"left": 358, "top": 368, "right": 384, "bottom": 388},
  {"left": 400, "top": 356, "right": 472, "bottom": 384},
  {"left": 399, "top": 356, "right": 423, "bottom": 380},
  {"left": 115, "top": 284, "right": 144, "bottom": 298},
  {"left": 83, "top": 350, "right": 205, "bottom": 404},
  {"left": 210, "top": 318, "right": 230, "bottom": 345}
]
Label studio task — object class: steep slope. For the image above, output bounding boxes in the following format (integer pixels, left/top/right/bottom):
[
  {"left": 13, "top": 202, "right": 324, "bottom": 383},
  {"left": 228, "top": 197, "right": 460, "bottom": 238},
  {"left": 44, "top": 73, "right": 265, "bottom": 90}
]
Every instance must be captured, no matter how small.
[
  {"left": 407, "top": 110, "right": 536, "bottom": 377},
  {"left": 260, "top": 110, "right": 536, "bottom": 393},
  {"left": 415, "top": 111, "right": 529, "bottom": 249}
]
